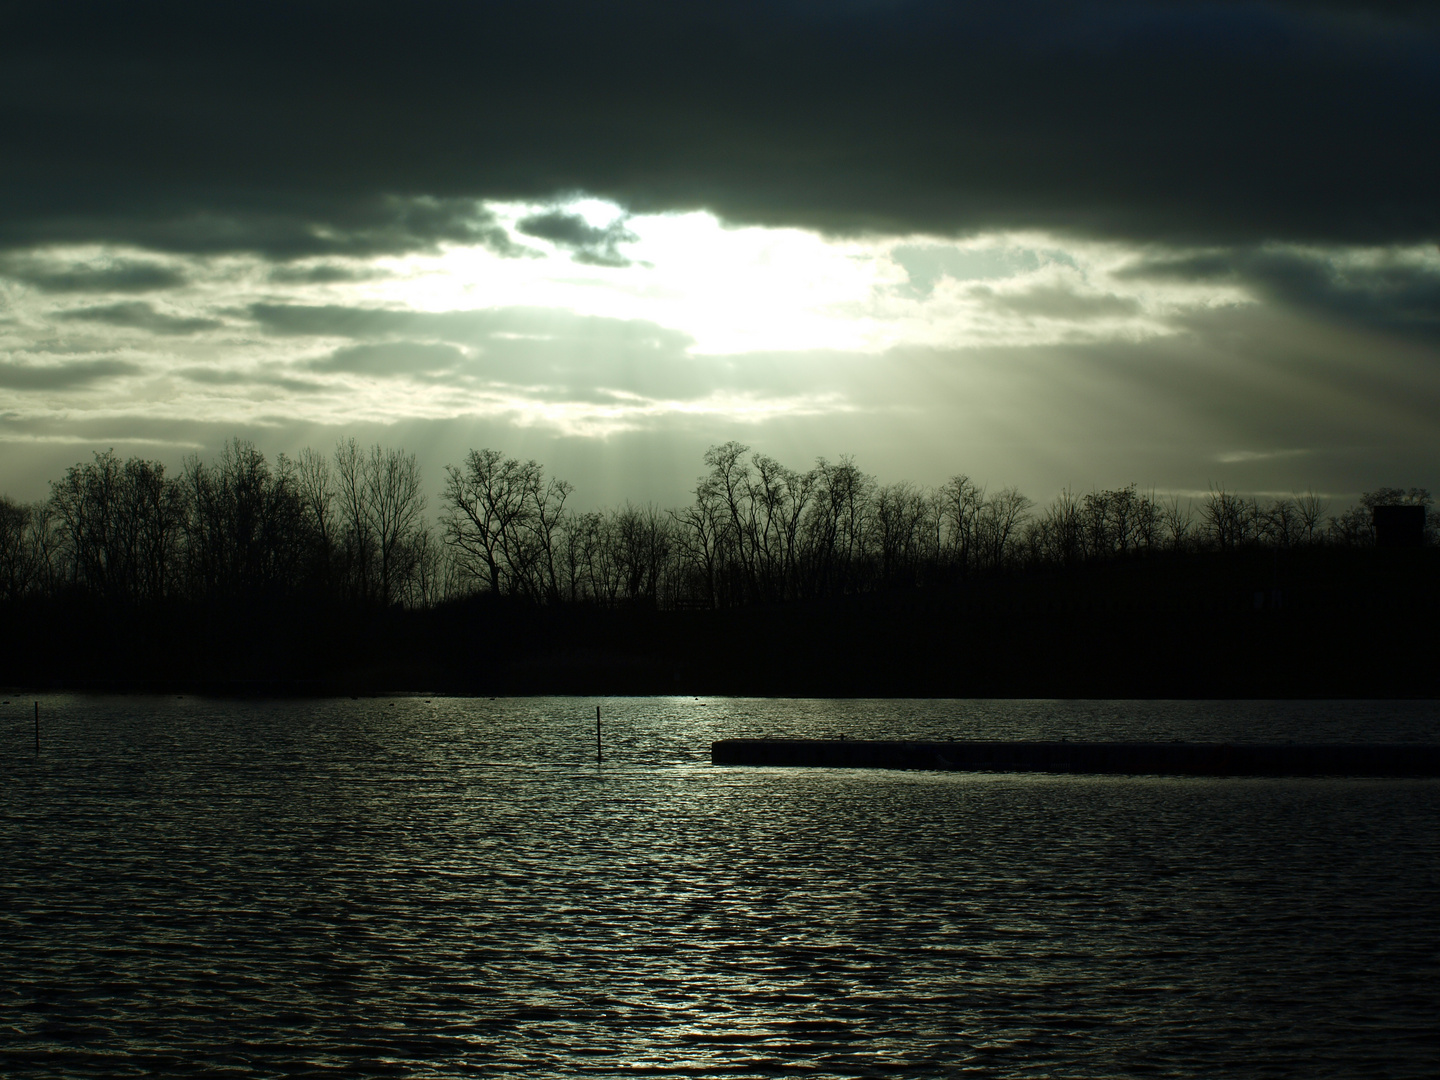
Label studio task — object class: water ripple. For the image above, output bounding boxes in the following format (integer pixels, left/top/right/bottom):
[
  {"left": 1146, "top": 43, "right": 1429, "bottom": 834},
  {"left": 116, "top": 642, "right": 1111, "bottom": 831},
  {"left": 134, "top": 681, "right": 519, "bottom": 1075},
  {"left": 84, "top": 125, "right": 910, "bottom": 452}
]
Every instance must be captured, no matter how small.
[{"left": 2, "top": 696, "right": 1437, "bottom": 1077}]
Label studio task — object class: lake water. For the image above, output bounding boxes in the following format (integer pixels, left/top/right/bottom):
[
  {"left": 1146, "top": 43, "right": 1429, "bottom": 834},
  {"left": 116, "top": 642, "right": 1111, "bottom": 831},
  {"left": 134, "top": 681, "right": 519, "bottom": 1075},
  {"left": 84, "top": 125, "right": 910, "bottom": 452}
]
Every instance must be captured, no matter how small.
[{"left": 3, "top": 697, "right": 1438, "bottom": 1077}]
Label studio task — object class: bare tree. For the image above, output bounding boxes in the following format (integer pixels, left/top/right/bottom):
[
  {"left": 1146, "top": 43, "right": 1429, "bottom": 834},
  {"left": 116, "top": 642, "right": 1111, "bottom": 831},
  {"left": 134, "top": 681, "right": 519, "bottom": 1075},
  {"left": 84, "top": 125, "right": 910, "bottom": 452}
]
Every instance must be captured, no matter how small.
[
  {"left": 670, "top": 479, "right": 727, "bottom": 608},
  {"left": 1259, "top": 496, "right": 1300, "bottom": 549},
  {"left": 183, "top": 440, "right": 307, "bottom": 600},
  {"left": 939, "top": 474, "right": 984, "bottom": 575},
  {"left": 1043, "top": 487, "right": 1084, "bottom": 566},
  {"left": 1108, "top": 484, "right": 1145, "bottom": 556},
  {"left": 323, "top": 441, "right": 430, "bottom": 603},
  {"left": 703, "top": 441, "right": 759, "bottom": 601},
  {"left": 613, "top": 502, "right": 673, "bottom": 604},
  {"left": 748, "top": 452, "right": 812, "bottom": 602},
  {"left": 46, "top": 449, "right": 185, "bottom": 601},
  {"left": 1294, "top": 491, "right": 1329, "bottom": 545},
  {"left": 976, "top": 487, "right": 1033, "bottom": 570},
  {"left": 334, "top": 438, "right": 376, "bottom": 598},
  {"left": 0, "top": 499, "right": 58, "bottom": 599},
  {"left": 367, "top": 445, "right": 427, "bottom": 605},
  {"left": 402, "top": 520, "right": 457, "bottom": 608},
  {"left": 441, "top": 448, "right": 519, "bottom": 595},
  {"left": 874, "top": 481, "right": 931, "bottom": 587},
  {"left": 120, "top": 456, "right": 186, "bottom": 601},
  {"left": 805, "top": 456, "right": 873, "bottom": 596},
  {"left": 50, "top": 449, "right": 123, "bottom": 595},
  {"left": 561, "top": 510, "right": 609, "bottom": 603},
  {"left": 1081, "top": 489, "right": 1113, "bottom": 559},
  {"left": 296, "top": 446, "right": 337, "bottom": 584},
  {"left": 439, "top": 448, "right": 569, "bottom": 601},
  {"left": 528, "top": 472, "right": 572, "bottom": 604},
  {"left": 0, "top": 497, "right": 34, "bottom": 601},
  {"left": 1159, "top": 494, "right": 1194, "bottom": 552},
  {"left": 1201, "top": 484, "right": 1256, "bottom": 551}
]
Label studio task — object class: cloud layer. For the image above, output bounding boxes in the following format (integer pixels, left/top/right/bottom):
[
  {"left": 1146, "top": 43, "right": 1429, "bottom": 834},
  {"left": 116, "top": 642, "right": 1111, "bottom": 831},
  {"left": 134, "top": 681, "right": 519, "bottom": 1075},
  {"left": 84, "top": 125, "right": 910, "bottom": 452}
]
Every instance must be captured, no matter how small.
[
  {"left": 1, "top": 2, "right": 1436, "bottom": 514},
  {"left": 3, "top": 1, "right": 1437, "bottom": 258}
]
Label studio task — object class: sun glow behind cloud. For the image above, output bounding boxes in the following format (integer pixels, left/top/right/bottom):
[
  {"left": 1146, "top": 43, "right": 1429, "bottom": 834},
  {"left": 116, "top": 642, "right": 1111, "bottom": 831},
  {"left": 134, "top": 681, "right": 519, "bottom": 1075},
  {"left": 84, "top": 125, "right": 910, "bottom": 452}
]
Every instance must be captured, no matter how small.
[
  {"left": 369, "top": 200, "right": 1250, "bottom": 358},
  {"left": 4, "top": 196, "right": 1430, "bottom": 493}
]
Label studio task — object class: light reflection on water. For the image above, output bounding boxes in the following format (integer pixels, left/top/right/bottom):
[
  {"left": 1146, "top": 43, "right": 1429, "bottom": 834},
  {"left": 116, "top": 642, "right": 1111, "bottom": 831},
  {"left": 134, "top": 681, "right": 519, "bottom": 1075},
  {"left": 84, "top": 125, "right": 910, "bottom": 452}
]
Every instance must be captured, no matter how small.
[{"left": 2, "top": 697, "right": 1438, "bottom": 1077}]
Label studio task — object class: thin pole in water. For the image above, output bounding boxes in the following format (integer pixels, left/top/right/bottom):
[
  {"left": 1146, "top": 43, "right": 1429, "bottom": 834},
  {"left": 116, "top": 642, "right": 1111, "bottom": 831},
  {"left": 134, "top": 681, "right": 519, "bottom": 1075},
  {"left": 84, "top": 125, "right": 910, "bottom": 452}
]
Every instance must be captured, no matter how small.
[
  {"left": 596, "top": 705, "right": 602, "bottom": 764},
  {"left": 34, "top": 701, "right": 39, "bottom": 755}
]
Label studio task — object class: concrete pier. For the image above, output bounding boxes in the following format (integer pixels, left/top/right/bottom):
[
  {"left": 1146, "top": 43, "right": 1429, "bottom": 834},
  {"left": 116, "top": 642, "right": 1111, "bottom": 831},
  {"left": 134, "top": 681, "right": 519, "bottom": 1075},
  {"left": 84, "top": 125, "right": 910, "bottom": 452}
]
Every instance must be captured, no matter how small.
[{"left": 710, "top": 739, "right": 1440, "bottom": 777}]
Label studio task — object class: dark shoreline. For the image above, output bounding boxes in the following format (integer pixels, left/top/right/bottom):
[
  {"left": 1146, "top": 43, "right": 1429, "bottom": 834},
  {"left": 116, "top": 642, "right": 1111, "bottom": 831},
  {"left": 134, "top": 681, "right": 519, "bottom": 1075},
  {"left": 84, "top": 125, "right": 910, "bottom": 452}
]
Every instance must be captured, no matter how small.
[
  {"left": 6, "top": 547, "right": 1437, "bottom": 699},
  {"left": 5, "top": 681, "right": 1440, "bottom": 702}
]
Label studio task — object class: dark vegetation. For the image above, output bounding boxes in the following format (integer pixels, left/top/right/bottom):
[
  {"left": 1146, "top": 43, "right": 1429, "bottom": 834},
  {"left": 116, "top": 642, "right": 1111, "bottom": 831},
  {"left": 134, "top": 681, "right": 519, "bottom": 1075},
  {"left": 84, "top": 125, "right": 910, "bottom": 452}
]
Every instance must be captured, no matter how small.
[{"left": 2, "top": 440, "right": 1435, "bottom": 696}]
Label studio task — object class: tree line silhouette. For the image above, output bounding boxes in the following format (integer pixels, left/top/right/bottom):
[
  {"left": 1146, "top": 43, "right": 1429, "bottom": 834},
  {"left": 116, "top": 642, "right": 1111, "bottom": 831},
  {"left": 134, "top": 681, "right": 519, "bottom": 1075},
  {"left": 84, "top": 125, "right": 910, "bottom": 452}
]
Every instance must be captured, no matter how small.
[
  {"left": 0, "top": 438, "right": 1433, "bottom": 611},
  {"left": 0, "top": 440, "right": 439, "bottom": 609}
]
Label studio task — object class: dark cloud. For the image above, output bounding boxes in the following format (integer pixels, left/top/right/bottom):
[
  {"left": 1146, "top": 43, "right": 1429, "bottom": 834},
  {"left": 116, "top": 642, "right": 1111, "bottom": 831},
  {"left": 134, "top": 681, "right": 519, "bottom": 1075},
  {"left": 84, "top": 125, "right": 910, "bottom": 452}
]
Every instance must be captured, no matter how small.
[
  {"left": 176, "top": 366, "right": 324, "bottom": 392},
  {"left": 0, "top": 358, "right": 141, "bottom": 389},
  {"left": 57, "top": 301, "right": 222, "bottom": 335},
  {"left": 1122, "top": 248, "right": 1440, "bottom": 339},
  {"left": 267, "top": 263, "right": 386, "bottom": 285},
  {"left": 0, "top": 191, "right": 519, "bottom": 262},
  {"left": 247, "top": 302, "right": 719, "bottom": 398},
  {"left": 983, "top": 285, "right": 1143, "bottom": 320},
  {"left": 282, "top": 309, "right": 706, "bottom": 403},
  {"left": 517, "top": 211, "right": 637, "bottom": 267},
  {"left": 246, "top": 302, "right": 693, "bottom": 353},
  {"left": 56, "top": 300, "right": 221, "bottom": 334},
  {"left": 246, "top": 303, "right": 422, "bottom": 339},
  {"left": 2, "top": 1, "right": 1436, "bottom": 258},
  {"left": 1, "top": 256, "right": 187, "bottom": 293},
  {"left": 311, "top": 341, "right": 467, "bottom": 376}
]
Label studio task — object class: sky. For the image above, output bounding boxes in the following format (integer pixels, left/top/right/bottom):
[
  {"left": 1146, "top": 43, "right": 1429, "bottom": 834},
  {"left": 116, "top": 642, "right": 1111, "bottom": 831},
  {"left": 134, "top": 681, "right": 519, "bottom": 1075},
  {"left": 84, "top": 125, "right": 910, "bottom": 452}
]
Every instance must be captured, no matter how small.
[{"left": 2, "top": 0, "right": 1437, "bottom": 510}]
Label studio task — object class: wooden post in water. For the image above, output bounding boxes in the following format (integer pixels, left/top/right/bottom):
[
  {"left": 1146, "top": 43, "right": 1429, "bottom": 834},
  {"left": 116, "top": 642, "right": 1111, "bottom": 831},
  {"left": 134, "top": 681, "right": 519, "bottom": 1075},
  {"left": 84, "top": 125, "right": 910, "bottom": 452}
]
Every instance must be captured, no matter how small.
[
  {"left": 34, "top": 701, "right": 39, "bottom": 755},
  {"left": 596, "top": 705, "right": 602, "bottom": 764}
]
